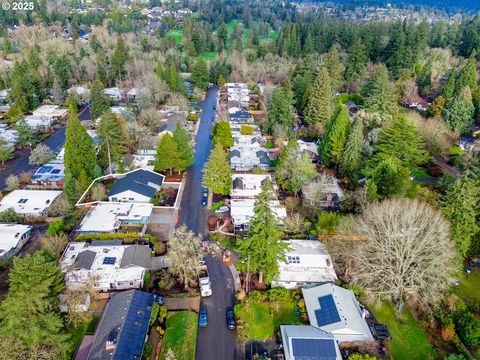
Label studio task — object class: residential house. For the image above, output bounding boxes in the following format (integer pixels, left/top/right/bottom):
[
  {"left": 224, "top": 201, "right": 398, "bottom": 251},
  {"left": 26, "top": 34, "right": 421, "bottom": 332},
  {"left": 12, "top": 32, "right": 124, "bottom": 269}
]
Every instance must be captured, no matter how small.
[
  {"left": 229, "top": 110, "right": 253, "bottom": 124},
  {"left": 0, "top": 190, "right": 62, "bottom": 217},
  {"left": 233, "top": 134, "right": 265, "bottom": 148},
  {"left": 103, "top": 87, "right": 124, "bottom": 101},
  {"left": 31, "top": 105, "right": 68, "bottom": 121},
  {"left": 302, "top": 283, "right": 374, "bottom": 343},
  {"left": 302, "top": 176, "right": 344, "bottom": 210},
  {"left": 280, "top": 325, "right": 342, "bottom": 360},
  {"left": 76, "top": 202, "right": 153, "bottom": 235},
  {"left": 459, "top": 135, "right": 479, "bottom": 152},
  {"left": 229, "top": 147, "right": 270, "bottom": 171},
  {"left": 0, "top": 124, "right": 17, "bottom": 148},
  {"left": 0, "top": 224, "right": 32, "bottom": 259},
  {"left": 61, "top": 242, "right": 165, "bottom": 291},
  {"left": 345, "top": 100, "right": 359, "bottom": 116},
  {"left": 297, "top": 140, "right": 319, "bottom": 162},
  {"left": 272, "top": 240, "right": 337, "bottom": 289},
  {"left": 31, "top": 159, "right": 65, "bottom": 188},
  {"left": 230, "top": 198, "right": 287, "bottom": 231},
  {"left": 108, "top": 168, "right": 165, "bottom": 203},
  {"left": 231, "top": 124, "right": 261, "bottom": 137},
  {"left": 24, "top": 115, "right": 53, "bottom": 131},
  {"left": 84, "top": 290, "right": 154, "bottom": 360},
  {"left": 126, "top": 88, "right": 139, "bottom": 102},
  {"left": 231, "top": 173, "right": 272, "bottom": 198}
]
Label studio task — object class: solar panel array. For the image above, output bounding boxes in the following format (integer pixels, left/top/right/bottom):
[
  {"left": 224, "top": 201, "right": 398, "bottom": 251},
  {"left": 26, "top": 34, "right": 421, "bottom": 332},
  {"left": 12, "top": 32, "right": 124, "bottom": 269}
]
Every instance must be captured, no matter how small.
[
  {"left": 103, "top": 256, "right": 116, "bottom": 265},
  {"left": 291, "top": 338, "right": 337, "bottom": 360},
  {"left": 314, "top": 295, "right": 341, "bottom": 327},
  {"left": 114, "top": 291, "right": 154, "bottom": 360}
]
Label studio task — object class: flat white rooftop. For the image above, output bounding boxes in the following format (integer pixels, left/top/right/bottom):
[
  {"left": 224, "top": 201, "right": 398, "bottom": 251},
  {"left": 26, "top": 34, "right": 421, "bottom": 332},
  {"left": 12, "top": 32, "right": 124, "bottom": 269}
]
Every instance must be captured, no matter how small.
[
  {"left": 230, "top": 198, "right": 287, "bottom": 225},
  {"left": 32, "top": 105, "right": 68, "bottom": 118},
  {"left": 0, "top": 190, "right": 62, "bottom": 216},
  {"left": 78, "top": 202, "right": 153, "bottom": 233},
  {"left": 0, "top": 223, "right": 32, "bottom": 257}
]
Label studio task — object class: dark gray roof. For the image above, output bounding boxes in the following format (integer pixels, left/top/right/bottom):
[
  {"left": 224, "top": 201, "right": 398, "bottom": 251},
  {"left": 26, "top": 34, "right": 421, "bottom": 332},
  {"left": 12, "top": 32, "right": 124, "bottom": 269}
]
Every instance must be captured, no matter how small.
[
  {"left": 233, "top": 177, "right": 244, "bottom": 190},
  {"left": 230, "top": 149, "right": 241, "bottom": 159},
  {"left": 120, "top": 245, "right": 151, "bottom": 269},
  {"left": 291, "top": 338, "right": 337, "bottom": 360},
  {"left": 109, "top": 169, "right": 164, "bottom": 199},
  {"left": 256, "top": 150, "right": 270, "bottom": 164},
  {"left": 87, "top": 290, "right": 154, "bottom": 360},
  {"left": 91, "top": 240, "right": 123, "bottom": 246},
  {"left": 75, "top": 250, "right": 97, "bottom": 270}
]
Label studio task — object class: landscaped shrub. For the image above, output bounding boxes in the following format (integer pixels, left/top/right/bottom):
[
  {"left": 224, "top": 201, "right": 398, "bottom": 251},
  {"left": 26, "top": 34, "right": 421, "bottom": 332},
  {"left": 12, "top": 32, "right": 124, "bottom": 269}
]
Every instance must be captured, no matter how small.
[
  {"left": 0, "top": 208, "right": 21, "bottom": 223},
  {"left": 142, "top": 340, "right": 153, "bottom": 359},
  {"left": 144, "top": 272, "right": 151, "bottom": 287},
  {"left": 267, "top": 287, "right": 291, "bottom": 301},
  {"left": 159, "top": 305, "right": 168, "bottom": 324},
  {"left": 211, "top": 202, "right": 224, "bottom": 211},
  {"left": 240, "top": 125, "right": 254, "bottom": 135},
  {"left": 47, "top": 220, "right": 66, "bottom": 236},
  {"left": 149, "top": 303, "right": 160, "bottom": 325},
  {"left": 156, "top": 269, "right": 176, "bottom": 291},
  {"left": 153, "top": 241, "right": 166, "bottom": 255},
  {"left": 457, "top": 311, "right": 480, "bottom": 346}
]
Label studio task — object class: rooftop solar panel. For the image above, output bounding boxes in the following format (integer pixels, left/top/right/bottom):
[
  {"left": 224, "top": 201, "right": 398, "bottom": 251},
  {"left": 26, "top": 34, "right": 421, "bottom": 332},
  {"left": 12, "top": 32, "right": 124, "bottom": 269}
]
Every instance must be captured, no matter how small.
[
  {"left": 51, "top": 169, "right": 61, "bottom": 174},
  {"left": 103, "top": 256, "right": 116, "bottom": 265},
  {"left": 315, "top": 295, "right": 341, "bottom": 327},
  {"left": 291, "top": 338, "right": 337, "bottom": 360}
]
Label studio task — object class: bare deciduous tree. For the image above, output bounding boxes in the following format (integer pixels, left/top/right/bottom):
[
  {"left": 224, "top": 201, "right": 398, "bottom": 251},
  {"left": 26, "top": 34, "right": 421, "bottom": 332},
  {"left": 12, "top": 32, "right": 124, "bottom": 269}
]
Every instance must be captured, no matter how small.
[
  {"left": 29, "top": 144, "right": 53, "bottom": 166},
  {"left": 40, "top": 233, "right": 68, "bottom": 259},
  {"left": 349, "top": 199, "right": 456, "bottom": 305},
  {"left": 168, "top": 225, "right": 205, "bottom": 289},
  {"left": 284, "top": 213, "right": 310, "bottom": 236}
]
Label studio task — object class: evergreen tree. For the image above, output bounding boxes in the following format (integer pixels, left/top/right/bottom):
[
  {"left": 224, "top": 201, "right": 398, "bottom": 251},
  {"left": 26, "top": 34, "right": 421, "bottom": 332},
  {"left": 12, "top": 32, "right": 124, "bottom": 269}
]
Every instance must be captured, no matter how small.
[
  {"left": 362, "top": 64, "right": 398, "bottom": 115},
  {"left": 442, "top": 71, "right": 456, "bottom": 104},
  {"left": 323, "top": 43, "right": 344, "bottom": 91},
  {"left": 368, "top": 115, "right": 429, "bottom": 171},
  {"left": 90, "top": 80, "right": 109, "bottom": 119},
  {"left": 344, "top": 38, "right": 368, "bottom": 85},
  {"left": 212, "top": 121, "right": 234, "bottom": 148},
  {"left": 444, "top": 89, "right": 475, "bottom": 134},
  {"left": 368, "top": 156, "right": 411, "bottom": 197},
  {"left": 0, "top": 138, "right": 13, "bottom": 166},
  {"left": 202, "top": 143, "right": 231, "bottom": 195},
  {"left": 456, "top": 52, "right": 479, "bottom": 95},
  {"left": 52, "top": 78, "right": 65, "bottom": 106},
  {"left": 340, "top": 118, "right": 364, "bottom": 179},
  {"left": 275, "top": 140, "right": 317, "bottom": 193},
  {"left": 111, "top": 36, "right": 128, "bottom": 80},
  {"left": 429, "top": 95, "right": 446, "bottom": 117},
  {"left": 218, "top": 22, "right": 228, "bottom": 51},
  {"left": 173, "top": 121, "right": 194, "bottom": 170},
  {"left": 191, "top": 59, "right": 209, "bottom": 89},
  {"left": 98, "top": 110, "right": 127, "bottom": 173},
  {"left": 237, "top": 179, "right": 287, "bottom": 284},
  {"left": 155, "top": 61, "right": 163, "bottom": 79},
  {"left": 304, "top": 32, "right": 314, "bottom": 55},
  {"left": 14, "top": 118, "right": 36, "bottom": 149},
  {"left": 304, "top": 67, "right": 334, "bottom": 127},
  {"left": 0, "top": 251, "right": 67, "bottom": 357},
  {"left": 320, "top": 106, "right": 350, "bottom": 167},
  {"left": 266, "top": 84, "right": 295, "bottom": 133},
  {"left": 441, "top": 174, "right": 479, "bottom": 257},
  {"left": 385, "top": 21, "right": 406, "bottom": 78},
  {"left": 165, "top": 58, "right": 180, "bottom": 92},
  {"left": 155, "top": 133, "right": 182, "bottom": 175}
]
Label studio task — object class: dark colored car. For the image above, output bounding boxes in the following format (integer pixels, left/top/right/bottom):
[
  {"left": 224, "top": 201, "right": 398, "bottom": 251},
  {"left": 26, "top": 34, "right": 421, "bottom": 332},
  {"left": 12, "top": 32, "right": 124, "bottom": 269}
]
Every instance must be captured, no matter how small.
[
  {"left": 153, "top": 295, "right": 164, "bottom": 305},
  {"left": 199, "top": 307, "right": 208, "bottom": 328},
  {"left": 201, "top": 195, "right": 208, "bottom": 206},
  {"left": 226, "top": 307, "right": 236, "bottom": 330}
]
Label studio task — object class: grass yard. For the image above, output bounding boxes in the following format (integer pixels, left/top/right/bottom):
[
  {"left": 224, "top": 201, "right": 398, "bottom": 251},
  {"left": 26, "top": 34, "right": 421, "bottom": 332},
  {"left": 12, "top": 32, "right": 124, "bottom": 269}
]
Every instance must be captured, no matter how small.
[
  {"left": 198, "top": 51, "right": 218, "bottom": 61},
  {"left": 453, "top": 268, "right": 480, "bottom": 303},
  {"left": 163, "top": 29, "right": 183, "bottom": 45},
  {"left": 369, "top": 302, "right": 436, "bottom": 360},
  {"left": 238, "top": 300, "right": 300, "bottom": 341},
  {"left": 66, "top": 316, "right": 99, "bottom": 358},
  {"left": 159, "top": 311, "right": 198, "bottom": 360},
  {"left": 448, "top": 146, "right": 465, "bottom": 155},
  {"left": 411, "top": 168, "right": 434, "bottom": 179}
]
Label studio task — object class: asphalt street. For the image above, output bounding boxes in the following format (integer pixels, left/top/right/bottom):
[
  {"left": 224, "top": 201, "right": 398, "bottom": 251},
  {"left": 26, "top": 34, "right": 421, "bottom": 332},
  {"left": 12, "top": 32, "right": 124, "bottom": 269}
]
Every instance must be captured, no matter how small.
[{"left": 178, "top": 86, "right": 237, "bottom": 360}]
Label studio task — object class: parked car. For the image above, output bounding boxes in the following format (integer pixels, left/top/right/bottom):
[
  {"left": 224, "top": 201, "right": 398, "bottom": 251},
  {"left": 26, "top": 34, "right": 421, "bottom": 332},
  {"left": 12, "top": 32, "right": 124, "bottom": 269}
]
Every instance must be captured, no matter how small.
[
  {"left": 154, "top": 295, "right": 164, "bottom": 305},
  {"left": 201, "top": 195, "right": 208, "bottom": 206},
  {"left": 226, "top": 307, "right": 236, "bottom": 330},
  {"left": 214, "top": 205, "right": 229, "bottom": 214},
  {"left": 199, "top": 307, "right": 208, "bottom": 328},
  {"left": 370, "top": 323, "right": 391, "bottom": 340}
]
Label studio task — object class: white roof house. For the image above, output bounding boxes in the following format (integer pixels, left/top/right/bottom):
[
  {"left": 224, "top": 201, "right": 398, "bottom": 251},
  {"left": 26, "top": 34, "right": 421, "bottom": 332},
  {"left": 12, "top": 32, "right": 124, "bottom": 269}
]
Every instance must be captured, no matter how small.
[
  {"left": 302, "top": 283, "right": 374, "bottom": 343},
  {"left": 104, "top": 87, "right": 124, "bottom": 101},
  {"left": 0, "top": 124, "right": 17, "bottom": 148},
  {"left": 229, "top": 147, "right": 270, "bottom": 171},
  {"left": 60, "top": 242, "right": 151, "bottom": 292},
  {"left": 77, "top": 202, "right": 153, "bottom": 234},
  {"left": 68, "top": 86, "right": 90, "bottom": 97},
  {"left": 230, "top": 198, "right": 287, "bottom": 231},
  {"left": 0, "top": 223, "right": 32, "bottom": 259},
  {"left": 231, "top": 173, "right": 272, "bottom": 199},
  {"left": 272, "top": 240, "right": 337, "bottom": 290},
  {"left": 31, "top": 105, "right": 68, "bottom": 119},
  {"left": 31, "top": 159, "right": 65, "bottom": 187},
  {"left": 24, "top": 115, "right": 52, "bottom": 130},
  {"left": 233, "top": 134, "right": 265, "bottom": 148},
  {"left": 297, "top": 140, "right": 319, "bottom": 161},
  {"left": 280, "top": 325, "right": 342, "bottom": 360},
  {"left": 303, "top": 176, "right": 344, "bottom": 210},
  {"left": 0, "top": 190, "right": 62, "bottom": 217}
]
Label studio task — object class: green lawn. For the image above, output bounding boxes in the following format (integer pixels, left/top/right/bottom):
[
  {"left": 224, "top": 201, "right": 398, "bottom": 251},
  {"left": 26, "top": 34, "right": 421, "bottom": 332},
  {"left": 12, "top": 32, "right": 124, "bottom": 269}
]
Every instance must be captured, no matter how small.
[
  {"left": 66, "top": 316, "right": 99, "bottom": 358},
  {"left": 198, "top": 51, "right": 218, "bottom": 61},
  {"left": 411, "top": 168, "right": 434, "bottom": 179},
  {"left": 369, "top": 302, "right": 436, "bottom": 360},
  {"left": 159, "top": 311, "right": 198, "bottom": 360},
  {"left": 163, "top": 29, "right": 183, "bottom": 45},
  {"left": 454, "top": 268, "right": 480, "bottom": 303},
  {"left": 238, "top": 300, "right": 300, "bottom": 340},
  {"left": 448, "top": 146, "right": 465, "bottom": 155}
]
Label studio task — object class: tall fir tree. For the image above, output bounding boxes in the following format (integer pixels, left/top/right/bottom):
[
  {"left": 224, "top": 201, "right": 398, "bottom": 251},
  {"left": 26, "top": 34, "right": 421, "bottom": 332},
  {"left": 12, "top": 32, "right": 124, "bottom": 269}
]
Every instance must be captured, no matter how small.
[
  {"left": 155, "top": 133, "right": 182, "bottom": 175},
  {"left": 344, "top": 37, "right": 368, "bottom": 85},
  {"left": 320, "top": 105, "right": 350, "bottom": 167},
  {"left": 90, "top": 80, "right": 109, "bottom": 119},
  {"left": 304, "top": 67, "right": 334, "bottom": 127},
  {"left": 441, "top": 174, "right": 480, "bottom": 257},
  {"left": 444, "top": 87, "right": 475, "bottom": 134},
  {"left": 368, "top": 156, "right": 411, "bottom": 197},
  {"left": 173, "top": 121, "right": 194, "bottom": 170},
  {"left": 266, "top": 84, "right": 295, "bottom": 133},
  {"left": 212, "top": 121, "right": 234, "bottom": 148},
  {"left": 456, "top": 52, "right": 479, "bottom": 95},
  {"left": 98, "top": 110, "right": 127, "bottom": 173},
  {"left": 237, "top": 179, "right": 287, "bottom": 284},
  {"left": 202, "top": 143, "right": 231, "bottom": 195},
  {"left": 323, "top": 43, "right": 344, "bottom": 91},
  {"left": 442, "top": 71, "right": 456, "bottom": 104},
  {"left": 340, "top": 118, "right": 364, "bottom": 179},
  {"left": 191, "top": 59, "right": 210, "bottom": 89},
  {"left": 362, "top": 64, "right": 398, "bottom": 115},
  {"left": 111, "top": 36, "right": 128, "bottom": 80}
]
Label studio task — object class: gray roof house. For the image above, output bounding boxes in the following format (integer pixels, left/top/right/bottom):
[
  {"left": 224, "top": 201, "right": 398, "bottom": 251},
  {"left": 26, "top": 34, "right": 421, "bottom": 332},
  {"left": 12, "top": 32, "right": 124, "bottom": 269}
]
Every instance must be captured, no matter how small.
[
  {"left": 281, "top": 325, "right": 342, "bottom": 360},
  {"left": 229, "top": 147, "right": 270, "bottom": 171},
  {"left": 86, "top": 290, "right": 154, "bottom": 360},
  {"left": 108, "top": 169, "right": 165, "bottom": 203}
]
